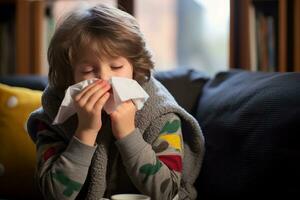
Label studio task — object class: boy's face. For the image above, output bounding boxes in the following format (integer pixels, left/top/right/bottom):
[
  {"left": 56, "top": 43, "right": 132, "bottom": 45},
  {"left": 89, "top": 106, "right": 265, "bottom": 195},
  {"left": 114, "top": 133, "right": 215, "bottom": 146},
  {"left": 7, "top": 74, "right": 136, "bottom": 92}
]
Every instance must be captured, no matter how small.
[{"left": 73, "top": 55, "right": 133, "bottom": 83}]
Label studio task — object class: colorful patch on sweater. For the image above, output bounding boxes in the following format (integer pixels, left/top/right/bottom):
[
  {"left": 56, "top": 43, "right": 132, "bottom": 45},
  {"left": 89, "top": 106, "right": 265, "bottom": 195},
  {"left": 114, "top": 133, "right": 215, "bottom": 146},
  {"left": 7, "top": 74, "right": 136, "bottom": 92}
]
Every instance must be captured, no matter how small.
[
  {"left": 139, "top": 158, "right": 163, "bottom": 183},
  {"left": 43, "top": 146, "right": 56, "bottom": 162},
  {"left": 158, "top": 119, "right": 182, "bottom": 151},
  {"left": 159, "top": 119, "right": 181, "bottom": 134},
  {"left": 158, "top": 155, "right": 182, "bottom": 172},
  {"left": 37, "top": 143, "right": 64, "bottom": 171},
  {"left": 53, "top": 170, "right": 82, "bottom": 197},
  {"left": 159, "top": 134, "right": 181, "bottom": 152}
]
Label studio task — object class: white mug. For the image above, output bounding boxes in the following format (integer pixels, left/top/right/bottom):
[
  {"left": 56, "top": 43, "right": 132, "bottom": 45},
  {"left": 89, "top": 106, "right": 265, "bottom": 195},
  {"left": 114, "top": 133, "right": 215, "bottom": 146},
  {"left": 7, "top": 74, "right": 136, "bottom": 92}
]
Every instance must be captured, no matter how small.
[{"left": 110, "top": 194, "right": 150, "bottom": 200}]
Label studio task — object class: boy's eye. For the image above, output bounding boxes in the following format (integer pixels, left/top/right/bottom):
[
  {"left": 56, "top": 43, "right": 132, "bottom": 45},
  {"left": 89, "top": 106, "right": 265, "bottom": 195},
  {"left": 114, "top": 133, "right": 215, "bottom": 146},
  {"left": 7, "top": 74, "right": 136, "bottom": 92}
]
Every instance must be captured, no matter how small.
[
  {"left": 82, "top": 70, "right": 92, "bottom": 74},
  {"left": 111, "top": 65, "right": 123, "bottom": 69},
  {"left": 80, "top": 66, "right": 94, "bottom": 74}
]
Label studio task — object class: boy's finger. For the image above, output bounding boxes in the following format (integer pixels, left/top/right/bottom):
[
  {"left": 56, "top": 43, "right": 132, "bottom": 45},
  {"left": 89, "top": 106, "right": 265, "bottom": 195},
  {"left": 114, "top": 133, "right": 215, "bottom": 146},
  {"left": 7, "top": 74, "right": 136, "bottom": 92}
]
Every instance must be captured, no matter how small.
[
  {"left": 74, "top": 80, "right": 102, "bottom": 100},
  {"left": 94, "top": 92, "right": 110, "bottom": 110},
  {"left": 86, "top": 84, "right": 111, "bottom": 108},
  {"left": 74, "top": 80, "right": 98, "bottom": 100},
  {"left": 75, "top": 81, "right": 106, "bottom": 104}
]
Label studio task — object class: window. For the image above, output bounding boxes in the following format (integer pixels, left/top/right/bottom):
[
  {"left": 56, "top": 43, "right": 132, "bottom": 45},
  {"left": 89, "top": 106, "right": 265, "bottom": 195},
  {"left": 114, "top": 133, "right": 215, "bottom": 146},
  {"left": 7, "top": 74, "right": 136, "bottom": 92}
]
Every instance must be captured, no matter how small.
[{"left": 136, "top": 0, "right": 230, "bottom": 76}]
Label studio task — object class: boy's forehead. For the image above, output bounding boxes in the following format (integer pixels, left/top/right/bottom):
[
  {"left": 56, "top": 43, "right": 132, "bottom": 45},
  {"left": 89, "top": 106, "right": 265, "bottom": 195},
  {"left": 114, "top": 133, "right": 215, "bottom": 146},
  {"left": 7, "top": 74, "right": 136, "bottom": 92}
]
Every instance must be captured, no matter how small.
[
  {"left": 74, "top": 44, "right": 101, "bottom": 62},
  {"left": 73, "top": 49, "right": 117, "bottom": 65},
  {"left": 72, "top": 40, "right": 120, "bottom": 64},
  {"left": 73, "top": 46, "right": 100, "bottom": 63},
  {"left": 79, "top": 42, "right": 97, "bottom": 54}
]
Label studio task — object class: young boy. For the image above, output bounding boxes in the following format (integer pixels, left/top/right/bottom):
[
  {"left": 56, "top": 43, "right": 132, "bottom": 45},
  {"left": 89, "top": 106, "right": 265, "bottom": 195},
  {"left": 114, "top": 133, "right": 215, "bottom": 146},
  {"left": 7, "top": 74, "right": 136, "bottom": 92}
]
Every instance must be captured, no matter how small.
[{"left": 27, "top": 4, "right": 204, "bottom": 200}]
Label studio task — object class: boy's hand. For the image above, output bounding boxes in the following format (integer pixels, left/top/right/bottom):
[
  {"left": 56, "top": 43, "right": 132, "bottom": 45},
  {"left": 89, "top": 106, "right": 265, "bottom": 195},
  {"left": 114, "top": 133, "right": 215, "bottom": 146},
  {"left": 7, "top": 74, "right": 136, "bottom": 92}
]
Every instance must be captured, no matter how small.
[
  {"left": 110, "top": 100, "right": 137, "bottom": 140},
  {"left": 73, "top": 80, "right": 110, "bottom": 145}
]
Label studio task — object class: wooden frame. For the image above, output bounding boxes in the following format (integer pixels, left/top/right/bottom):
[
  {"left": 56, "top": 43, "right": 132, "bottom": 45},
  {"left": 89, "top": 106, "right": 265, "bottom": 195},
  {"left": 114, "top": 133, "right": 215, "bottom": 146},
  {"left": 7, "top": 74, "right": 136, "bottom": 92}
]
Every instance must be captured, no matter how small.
[
  {"left": 229, "top": 0, "right": 251, "bottom": 70},
  {"left": 16, "top": 0, "right": 30, "bottom": 74},
  {"left": 278, "top": 0, "right": 287, "bottom": 72},
  {"left": 294, "top": 0, "right": 300, "bottom": 71}
]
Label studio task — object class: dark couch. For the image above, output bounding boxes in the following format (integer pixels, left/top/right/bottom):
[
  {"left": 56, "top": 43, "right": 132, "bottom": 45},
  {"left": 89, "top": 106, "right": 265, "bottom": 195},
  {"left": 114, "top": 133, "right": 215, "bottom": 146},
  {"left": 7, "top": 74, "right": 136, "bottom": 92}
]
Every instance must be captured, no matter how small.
[{"left": 1, "top": 68, "right": 300, "bottom": 199}]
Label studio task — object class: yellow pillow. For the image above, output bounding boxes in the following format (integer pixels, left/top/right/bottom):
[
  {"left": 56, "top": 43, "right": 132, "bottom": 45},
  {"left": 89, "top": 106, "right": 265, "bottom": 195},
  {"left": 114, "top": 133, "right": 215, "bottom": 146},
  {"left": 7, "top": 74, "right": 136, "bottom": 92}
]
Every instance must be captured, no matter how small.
[{"left": 0, "top": 83, "right": 42, "bottom": 198}]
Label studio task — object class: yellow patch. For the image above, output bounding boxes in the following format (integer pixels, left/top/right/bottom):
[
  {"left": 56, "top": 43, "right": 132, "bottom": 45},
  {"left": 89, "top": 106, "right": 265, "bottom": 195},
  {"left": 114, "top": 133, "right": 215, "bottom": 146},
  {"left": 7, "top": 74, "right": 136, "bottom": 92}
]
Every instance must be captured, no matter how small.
[{"left": 159, "top": 134, "right": 181, "bottom": 150}]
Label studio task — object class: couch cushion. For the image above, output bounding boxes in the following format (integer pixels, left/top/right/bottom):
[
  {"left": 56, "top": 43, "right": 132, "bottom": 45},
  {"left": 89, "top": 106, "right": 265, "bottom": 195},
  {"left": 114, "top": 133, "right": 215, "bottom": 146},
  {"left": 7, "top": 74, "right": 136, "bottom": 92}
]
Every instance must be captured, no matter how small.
[
  {"left": 0, "top": 83, "right": 43, "bottom": 199},
  {"left": 195, "top": 70, "right": 300, "bottom": 199},
  {"left": 154, "top": 68, "right": 209, "bottom": 116}
]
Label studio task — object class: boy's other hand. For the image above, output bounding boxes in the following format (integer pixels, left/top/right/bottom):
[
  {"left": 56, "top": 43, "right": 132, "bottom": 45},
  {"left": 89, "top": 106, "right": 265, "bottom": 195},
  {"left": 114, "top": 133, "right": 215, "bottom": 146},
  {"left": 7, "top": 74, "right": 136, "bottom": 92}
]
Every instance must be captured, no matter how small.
[{"left": 110, "top": 100, "right": 137, "bottom": 140}]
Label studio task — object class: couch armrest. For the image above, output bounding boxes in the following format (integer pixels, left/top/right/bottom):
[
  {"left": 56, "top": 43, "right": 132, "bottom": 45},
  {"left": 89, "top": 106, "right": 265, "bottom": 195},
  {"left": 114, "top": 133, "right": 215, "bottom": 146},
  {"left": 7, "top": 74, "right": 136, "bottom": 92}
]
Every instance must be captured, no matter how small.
[{"left": 0, "top": 75, "right": 48, "bottom": 91}]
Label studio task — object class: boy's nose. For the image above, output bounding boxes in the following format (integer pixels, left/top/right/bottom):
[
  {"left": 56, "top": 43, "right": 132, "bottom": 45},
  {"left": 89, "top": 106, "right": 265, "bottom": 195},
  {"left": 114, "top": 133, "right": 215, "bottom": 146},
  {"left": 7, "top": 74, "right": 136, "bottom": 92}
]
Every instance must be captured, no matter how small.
[{"left": 98, "top": 72, "right": 110, "bottom": 81}]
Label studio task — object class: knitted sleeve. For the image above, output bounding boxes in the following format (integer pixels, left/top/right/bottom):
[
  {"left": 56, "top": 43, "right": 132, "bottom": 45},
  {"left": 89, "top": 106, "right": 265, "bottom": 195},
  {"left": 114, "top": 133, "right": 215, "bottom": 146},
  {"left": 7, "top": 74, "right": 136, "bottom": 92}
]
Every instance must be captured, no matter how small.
[
  {"left": 34, "top": 120, "right": 96, "bottom": 200},
  {"left": 115, "top": 113, "right": 183, "bottom": 200}
]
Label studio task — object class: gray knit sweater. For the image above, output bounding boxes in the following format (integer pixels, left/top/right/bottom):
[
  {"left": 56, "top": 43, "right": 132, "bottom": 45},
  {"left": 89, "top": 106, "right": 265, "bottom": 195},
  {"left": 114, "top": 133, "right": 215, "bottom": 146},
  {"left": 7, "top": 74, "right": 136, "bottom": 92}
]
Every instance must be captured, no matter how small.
[{"left": 27, "top": 76, "right": 205, "bottom": 199}]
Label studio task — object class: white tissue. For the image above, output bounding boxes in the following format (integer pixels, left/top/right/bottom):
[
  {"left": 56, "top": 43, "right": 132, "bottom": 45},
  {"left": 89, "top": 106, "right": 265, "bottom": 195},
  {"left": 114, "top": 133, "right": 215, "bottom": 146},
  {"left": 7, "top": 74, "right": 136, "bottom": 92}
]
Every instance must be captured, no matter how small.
[{"left": 52, "top": 77, "right": 149, "bottom": 125}]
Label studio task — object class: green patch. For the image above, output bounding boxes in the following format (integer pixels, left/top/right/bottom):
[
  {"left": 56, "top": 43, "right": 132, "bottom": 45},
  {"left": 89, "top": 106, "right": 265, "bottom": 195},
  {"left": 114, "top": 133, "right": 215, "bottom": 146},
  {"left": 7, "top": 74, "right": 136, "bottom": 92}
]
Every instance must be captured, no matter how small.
[
  {"left": 53, "top": 171, "right": 82, "bottom": 197},
  {"left": 139, "top": 158, "right": 163, "bottom": 183},
  {"left": 160, "top": 120, "right": 180, "bottom": 134}
]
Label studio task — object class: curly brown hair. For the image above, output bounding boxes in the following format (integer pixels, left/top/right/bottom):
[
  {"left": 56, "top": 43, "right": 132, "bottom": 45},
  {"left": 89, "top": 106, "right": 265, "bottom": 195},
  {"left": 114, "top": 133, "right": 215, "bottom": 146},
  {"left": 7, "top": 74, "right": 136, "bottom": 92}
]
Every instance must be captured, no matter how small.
[{"left": 48, "top": 4, "right": 154, "bottom": 91}]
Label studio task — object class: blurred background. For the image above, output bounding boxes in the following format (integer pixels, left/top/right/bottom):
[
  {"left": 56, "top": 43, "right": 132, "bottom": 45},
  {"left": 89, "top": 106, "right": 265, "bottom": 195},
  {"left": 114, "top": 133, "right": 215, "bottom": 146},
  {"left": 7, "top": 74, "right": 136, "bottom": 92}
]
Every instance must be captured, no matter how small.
[{"left": 0, "top": 0, "right": 299, "bottom": 78}]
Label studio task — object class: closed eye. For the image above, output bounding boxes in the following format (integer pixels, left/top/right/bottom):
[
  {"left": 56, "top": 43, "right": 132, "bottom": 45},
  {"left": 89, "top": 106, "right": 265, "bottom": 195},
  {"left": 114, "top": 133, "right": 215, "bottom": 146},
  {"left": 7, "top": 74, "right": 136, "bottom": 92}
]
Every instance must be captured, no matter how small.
[
  {"left": 82, "top": 70, "right": 93, "bottom": 74},
  {"left": 80, "top": 66, "right": 94, "bottom": 74},
  {"left": 111, "top": 65, "right": 123, "bottom": 70}
]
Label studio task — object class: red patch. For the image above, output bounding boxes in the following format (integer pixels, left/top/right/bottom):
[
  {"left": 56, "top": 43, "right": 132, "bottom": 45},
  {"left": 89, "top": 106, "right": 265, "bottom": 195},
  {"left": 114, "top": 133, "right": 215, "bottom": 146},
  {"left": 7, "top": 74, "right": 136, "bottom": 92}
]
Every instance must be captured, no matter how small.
[
  {"left": 158, "top": 155, "right": 182, "bottom": 172},
  {"left": 43, "top": 147, "right": 56, "bottom": 162},
  {"left": 36, "top": 121, "right": 47, "bottom": 132}
]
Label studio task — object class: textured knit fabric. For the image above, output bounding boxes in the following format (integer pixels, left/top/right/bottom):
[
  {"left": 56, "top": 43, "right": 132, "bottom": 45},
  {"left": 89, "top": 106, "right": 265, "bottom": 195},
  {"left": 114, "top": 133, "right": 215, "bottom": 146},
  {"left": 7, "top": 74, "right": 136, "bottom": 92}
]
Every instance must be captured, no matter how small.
[{"left": 27, "top": 76, "right": 205, "bottom": 200}]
